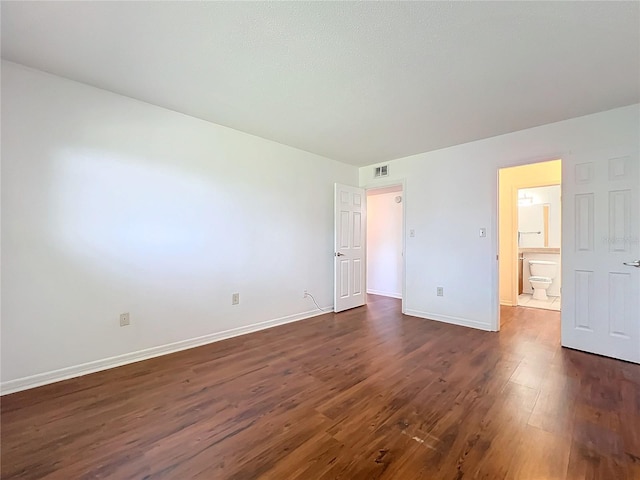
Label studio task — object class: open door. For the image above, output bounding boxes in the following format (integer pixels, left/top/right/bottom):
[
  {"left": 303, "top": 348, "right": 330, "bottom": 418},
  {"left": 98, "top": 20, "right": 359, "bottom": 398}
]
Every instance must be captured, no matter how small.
[
  {"left": 334, "top": 183, "right": 366, "bottom": 312},
  {"left": 562, "top": 150, "right": 640, "bottom": 363}
]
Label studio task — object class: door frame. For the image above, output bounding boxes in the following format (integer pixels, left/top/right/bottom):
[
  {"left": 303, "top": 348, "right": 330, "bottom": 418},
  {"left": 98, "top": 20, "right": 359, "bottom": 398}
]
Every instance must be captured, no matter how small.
[
  {"left": 363, "top": 178, "right": 407, "bottom": 314},
  {"left": 494, "top": 154, "right": 567, "bottom": 331}
]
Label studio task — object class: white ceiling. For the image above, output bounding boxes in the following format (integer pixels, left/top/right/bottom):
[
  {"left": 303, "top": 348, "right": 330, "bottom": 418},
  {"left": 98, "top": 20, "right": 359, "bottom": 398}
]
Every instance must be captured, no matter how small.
[{"left": 2, "top": 1, "right": 639, "bottom": 166}]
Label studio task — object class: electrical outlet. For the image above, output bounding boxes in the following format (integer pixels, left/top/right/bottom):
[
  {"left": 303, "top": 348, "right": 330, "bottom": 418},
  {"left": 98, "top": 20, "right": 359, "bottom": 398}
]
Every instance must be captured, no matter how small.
[
  {"left": 232, "top": 293, "right": 240, "bottom": 305},
  {"left": 410, "top": 229, "right": 415, "bottom": 237},
  {"left": 303, "top": 290, "right": 308, "bottom": 298},
  {"left": 119, "top": 312, "right": 130, "bottom": 327},
  {"left": 437, "top": 287, "right": 444, "bottom": 297}
]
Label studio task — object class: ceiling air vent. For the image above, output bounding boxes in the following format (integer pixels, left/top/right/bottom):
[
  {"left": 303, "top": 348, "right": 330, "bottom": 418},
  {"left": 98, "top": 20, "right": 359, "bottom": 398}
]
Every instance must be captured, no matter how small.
[{"left": 374, "top": 165, "right": 389, "bottom": 178}]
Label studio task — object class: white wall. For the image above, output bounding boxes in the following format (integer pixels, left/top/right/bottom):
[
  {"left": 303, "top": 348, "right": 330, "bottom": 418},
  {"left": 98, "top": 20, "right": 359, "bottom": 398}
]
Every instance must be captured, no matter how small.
[
  {"left": 360, "top": 104, "right": 639, "bottom": 331},
  {"left": 1, "top": 61, "right": 357, "bottom": 392},
  {"left": 517, "top": 204, "right": 546, "bottom": 248},
  {"left": 366, "top": 190, "right": 403, "bottom": 298},
  {"left": 518, "top": 185, "right": 561, "bottom": 248}
]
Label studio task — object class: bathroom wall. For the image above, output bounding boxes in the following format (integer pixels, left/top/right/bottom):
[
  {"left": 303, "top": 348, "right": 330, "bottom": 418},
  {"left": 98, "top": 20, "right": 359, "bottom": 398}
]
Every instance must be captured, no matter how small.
[
  {"left": 517, "top": 204, "right": 546, "bottom": 248},
  {"left": 366, "top": 188, "right": 403, "bottom": 298},
  {"left": 518, "top": 185, "right": 561, "bottom": 248},
  {"left": 522, "top": 253, "right": 562, "bottom": 297},
  {"left": 498, "top": 160, "right": 562, "bottom": 306}
]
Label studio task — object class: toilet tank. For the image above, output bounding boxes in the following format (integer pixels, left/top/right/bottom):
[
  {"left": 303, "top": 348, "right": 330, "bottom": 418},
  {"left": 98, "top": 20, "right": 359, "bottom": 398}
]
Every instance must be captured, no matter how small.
[{"left": 528, "top": 260, "right": 557, "bottom": 278}]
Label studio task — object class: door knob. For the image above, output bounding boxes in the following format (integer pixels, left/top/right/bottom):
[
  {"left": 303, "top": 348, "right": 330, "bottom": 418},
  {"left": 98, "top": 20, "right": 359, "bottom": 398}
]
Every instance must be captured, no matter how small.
[
  {"left": 623, "top": 260, "right": 640, "bottom": 267},
  {"left": 335, "top": 252, "right": 346, "bottom": 257}
]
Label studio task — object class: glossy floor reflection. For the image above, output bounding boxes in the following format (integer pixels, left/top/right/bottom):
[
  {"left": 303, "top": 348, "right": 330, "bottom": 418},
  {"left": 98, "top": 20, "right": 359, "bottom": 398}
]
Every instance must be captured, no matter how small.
[{"left": 2, "top": 295, "right": 639, "bottom": 479}]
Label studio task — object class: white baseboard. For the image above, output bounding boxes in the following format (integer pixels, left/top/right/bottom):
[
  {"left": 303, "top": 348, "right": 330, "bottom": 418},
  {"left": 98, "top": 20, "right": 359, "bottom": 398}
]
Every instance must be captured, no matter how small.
[
  {"left": 366, "top": 289, "right": 402, "bottom": 299},
  {"left": 404, "top": 309, "right": 493, "bottom": 332},
  {"left": 1, "top": 306, "right": 333, "bottom": 396},
  {"left": 499, "top": 296, "right": 515, "bottom": 306}
]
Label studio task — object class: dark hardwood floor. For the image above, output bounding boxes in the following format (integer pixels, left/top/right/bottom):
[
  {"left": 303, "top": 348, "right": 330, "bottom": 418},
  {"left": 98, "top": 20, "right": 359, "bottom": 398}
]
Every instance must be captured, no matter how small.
[{"left": 2, "top": 295, "right": 639, "bottom": 479}]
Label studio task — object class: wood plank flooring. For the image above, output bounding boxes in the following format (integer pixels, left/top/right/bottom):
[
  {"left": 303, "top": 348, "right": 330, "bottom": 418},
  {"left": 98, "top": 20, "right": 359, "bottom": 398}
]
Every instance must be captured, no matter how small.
[{"left": 2, "top": 295, "right": 640, "bottom": 479}]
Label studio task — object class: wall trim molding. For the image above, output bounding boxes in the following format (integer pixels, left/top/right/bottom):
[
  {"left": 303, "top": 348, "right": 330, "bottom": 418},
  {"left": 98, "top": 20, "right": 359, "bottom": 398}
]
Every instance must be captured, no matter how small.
[
  {"left": 404, "top": 309, "right": 493, "bottom": 332},
  {"left": 1, "top": 306, "right": 333, "bottom": 396},
  {"left": 366, "top": 289, "right": 402, "bottom": 299}
]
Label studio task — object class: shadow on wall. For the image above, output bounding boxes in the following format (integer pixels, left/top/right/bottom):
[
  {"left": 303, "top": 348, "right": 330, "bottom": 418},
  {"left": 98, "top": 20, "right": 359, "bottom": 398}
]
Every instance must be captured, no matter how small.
[{"left": 52, "top": 150, "right": 228, "bottom": 282}]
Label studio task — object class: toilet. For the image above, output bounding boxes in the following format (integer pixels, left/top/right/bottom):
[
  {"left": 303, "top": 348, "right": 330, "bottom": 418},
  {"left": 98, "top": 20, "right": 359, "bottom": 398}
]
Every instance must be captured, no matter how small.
[{"left": 528, "top": 260, "right": 557, "bottom": 300}]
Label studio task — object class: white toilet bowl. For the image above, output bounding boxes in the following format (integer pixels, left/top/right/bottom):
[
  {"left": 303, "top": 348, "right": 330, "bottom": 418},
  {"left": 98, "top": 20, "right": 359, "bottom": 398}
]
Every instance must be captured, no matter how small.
[
  {"left": 529, "top": 276, "right": 553, "bottom": 300},
  {"left": 528, "top": 260, "right": 558, "bottom": 301}
]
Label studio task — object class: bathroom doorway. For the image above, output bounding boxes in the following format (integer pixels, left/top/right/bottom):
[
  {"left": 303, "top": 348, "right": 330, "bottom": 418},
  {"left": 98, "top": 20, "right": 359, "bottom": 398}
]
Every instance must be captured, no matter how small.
[
  {"left": 516, "top": 185, "right": 561, "bottom": 311},
  {"left": 366, "top": 185, "right": 404, "bottom": 300},
  {"left": 498, "top": 160, "right": 562, "bottom": 321}
]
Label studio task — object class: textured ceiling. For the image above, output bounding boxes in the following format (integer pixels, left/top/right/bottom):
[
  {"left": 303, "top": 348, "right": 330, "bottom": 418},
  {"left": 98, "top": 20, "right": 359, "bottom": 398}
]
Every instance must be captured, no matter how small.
[{"left": 2, "top": 1, "right": 639, "bottom": 166}]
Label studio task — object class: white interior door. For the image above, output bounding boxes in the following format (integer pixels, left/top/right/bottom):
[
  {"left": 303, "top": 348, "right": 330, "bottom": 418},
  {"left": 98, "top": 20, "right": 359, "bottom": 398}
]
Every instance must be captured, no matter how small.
[
  {"left": 334, "top": 183, "right": 366, "bottom": 312},
  {"left": 562, "top": 150, "right": 640, "bottom": 363}
]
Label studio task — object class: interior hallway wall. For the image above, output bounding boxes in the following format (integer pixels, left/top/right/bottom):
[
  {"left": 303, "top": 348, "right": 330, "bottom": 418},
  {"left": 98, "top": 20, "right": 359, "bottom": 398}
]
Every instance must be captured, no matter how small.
[{"left": 366, "top": 189, "right": 403, "bottom": 298}]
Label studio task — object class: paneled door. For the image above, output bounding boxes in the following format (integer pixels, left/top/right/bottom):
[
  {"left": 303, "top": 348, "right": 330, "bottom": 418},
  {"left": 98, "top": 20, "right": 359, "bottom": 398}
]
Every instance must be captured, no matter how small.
[
  {"left": 334, "top": 184, "right": 366, "bottom": 312},
  {"left": 562, "top": 150, "right": 640, "bottom": 363}
]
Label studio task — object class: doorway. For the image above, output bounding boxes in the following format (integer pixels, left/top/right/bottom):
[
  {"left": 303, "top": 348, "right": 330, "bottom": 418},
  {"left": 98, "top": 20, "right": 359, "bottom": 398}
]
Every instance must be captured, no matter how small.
[
  {"left": 516, "top": 184, "right": 562, "bottom": 311},
  {"left": 366, "top": 185, "right": 404, "bottom": 300},
  {"left": 498, "top": 159, "right": 562, "bottom": 326}
]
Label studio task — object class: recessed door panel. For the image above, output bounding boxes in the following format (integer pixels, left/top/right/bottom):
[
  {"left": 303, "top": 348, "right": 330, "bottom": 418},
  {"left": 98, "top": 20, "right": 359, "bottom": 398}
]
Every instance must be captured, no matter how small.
[
  {"left": 340, "top": 260, "right": 350, "bottom": 298},
  {"left": 353, "top": 259, "right": 362, "bottom": 295},
  {"left": 609, "top": 190, "right": 630, "bottom": 253},
  {"left": 575, "top": 162, "right": 593, "bottom": 184},
  {"left": 574, "top": 270, "right": 593, "bottom": 331},
  {"left": 608, "top": 156, "right": 631, "bottom": 181},
  {"left": 353, "top": 212, "right": 362, "bottom": 248},
  {"left": 575, "top": 194, "right": 594, "bottom": 252},
  {"left": 340, "top": 211, "right": 350, "bottom": 249},
  {"left": 609, "top": 272, "right": 630, "bottom": 338}
]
